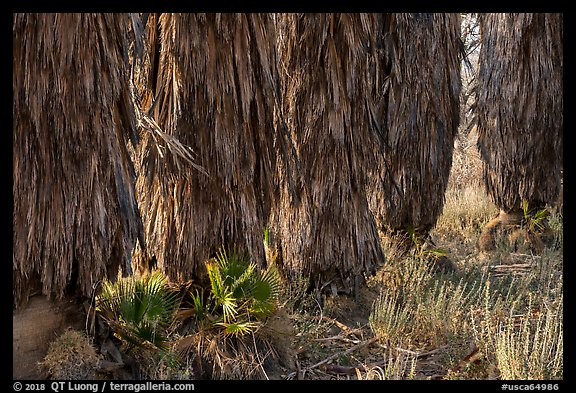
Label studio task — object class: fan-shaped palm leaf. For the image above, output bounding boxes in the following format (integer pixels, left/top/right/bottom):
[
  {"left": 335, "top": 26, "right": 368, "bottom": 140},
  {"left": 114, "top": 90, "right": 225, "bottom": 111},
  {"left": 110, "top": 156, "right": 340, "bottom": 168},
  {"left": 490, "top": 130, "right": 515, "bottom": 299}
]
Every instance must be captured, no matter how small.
[
  {"left": 195, "top": 249, "right": 281, "bottom": 335},
  {"left": 97, "top": 270, "right": 179, "bottom": 351}
]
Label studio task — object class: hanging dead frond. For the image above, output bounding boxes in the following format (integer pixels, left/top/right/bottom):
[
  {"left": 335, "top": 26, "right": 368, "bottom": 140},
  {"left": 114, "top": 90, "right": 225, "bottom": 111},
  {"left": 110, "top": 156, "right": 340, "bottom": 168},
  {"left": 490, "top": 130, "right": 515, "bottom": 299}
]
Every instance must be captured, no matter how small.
[
  {"left": 271, "top": 13, "right": 386, "bottom": 294},
  {"left": 366, "top": 13, "right": 463, "bottom": 236},
  {"left": 13, "top": 13, "right": 144, "bottom": 308},
  {"left": 133, "top": 14, "right": 279, "bottom": 281},
  {"left": 475, "top": 13, "right": 563, "bottom": 213}
]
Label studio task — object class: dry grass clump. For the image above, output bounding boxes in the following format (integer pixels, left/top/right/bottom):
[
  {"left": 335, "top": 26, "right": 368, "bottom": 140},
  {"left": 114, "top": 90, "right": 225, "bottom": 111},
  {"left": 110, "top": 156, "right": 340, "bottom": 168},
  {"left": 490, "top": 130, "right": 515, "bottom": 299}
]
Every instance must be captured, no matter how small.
[
  {"left": 38, "top": 329, "right": 102, "bottom": 380},
  {"left": 434, "top": 184, "right": 498, "bottom": 242},
  {"left": 435, "top": 125, "right": 496, "bottom": 244},
  {"left": 369, "top": 202, "right": 563, "bottom": 380}
]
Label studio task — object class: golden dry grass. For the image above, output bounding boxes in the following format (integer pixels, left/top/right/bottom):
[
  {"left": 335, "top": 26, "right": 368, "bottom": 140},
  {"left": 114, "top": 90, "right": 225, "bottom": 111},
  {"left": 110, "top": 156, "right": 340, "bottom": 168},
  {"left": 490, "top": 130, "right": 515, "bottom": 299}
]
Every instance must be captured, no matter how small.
[{"left": 38, "top": 329, "right": 102, "bottom": 380}]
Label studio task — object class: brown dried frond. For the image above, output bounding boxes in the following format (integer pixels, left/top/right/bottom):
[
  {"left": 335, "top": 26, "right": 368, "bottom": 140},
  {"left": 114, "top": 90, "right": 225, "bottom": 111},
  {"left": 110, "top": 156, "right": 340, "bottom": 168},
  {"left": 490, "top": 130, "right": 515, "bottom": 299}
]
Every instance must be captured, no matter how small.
[
  {"left": 13, "top": 13, "right": 144, "bottom": 308},
  {"left": 366, "top": 13, "right": 463, "bottom": 234},
  {"left": 475, "top": 13, "right": 563, "bottom": 212},
  {"left": 132, "top": 14, "right": 280, "bottom": 280},
  {"left": 177, "top": 328, "right": 280, "bottom": 380},
  {"left": 271, "top": 13, "right": 386, "bottom": 294}
]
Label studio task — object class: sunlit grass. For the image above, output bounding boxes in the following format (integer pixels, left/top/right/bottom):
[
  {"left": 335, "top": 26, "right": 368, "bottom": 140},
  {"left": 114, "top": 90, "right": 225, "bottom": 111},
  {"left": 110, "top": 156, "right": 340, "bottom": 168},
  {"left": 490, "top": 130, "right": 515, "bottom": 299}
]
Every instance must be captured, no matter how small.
[{"left": 369, "top": 185, "right": 563, "bottom": 380}]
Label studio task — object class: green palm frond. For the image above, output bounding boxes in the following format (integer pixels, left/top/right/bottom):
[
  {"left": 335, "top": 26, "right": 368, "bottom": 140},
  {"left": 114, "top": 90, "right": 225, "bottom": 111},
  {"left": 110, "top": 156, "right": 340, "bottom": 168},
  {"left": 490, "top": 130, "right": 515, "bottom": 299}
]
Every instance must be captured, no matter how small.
[
  {"left": 250, "top": 263, "right": 281, "bottom": 317},
  {"left": 521, "top": 199, "right": 549, "bottom": 232},
  {"left": 191, "top": 289, "right": 207, "bottom": 321},
  {"left": 215, "top": 248, "right": 246, "bottom": 284},
  {"left": 230, "top": 261, "right": 258, "bottom": 299},
  {"left": 193, "top": 248, "right": 282, "bottom": 336},
  {"left": 206, "top": 261, "right": 226, "bottom": 301},
  {"left": 96, "top": 270, "right": 179, "bottom": 351},
  {"left": 216, "top": 320, "right": 259, "bottom": 336}
]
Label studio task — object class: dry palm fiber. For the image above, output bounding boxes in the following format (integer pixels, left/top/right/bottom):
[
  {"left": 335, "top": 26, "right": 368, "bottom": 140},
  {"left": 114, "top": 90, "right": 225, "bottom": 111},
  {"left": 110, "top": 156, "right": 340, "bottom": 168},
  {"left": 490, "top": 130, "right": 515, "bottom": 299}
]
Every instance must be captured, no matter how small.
[
  {"left": 132, "top": 14, "right": 278, "bottom": 281},
  {"left": 271, "top": 14, "right": 385, "bottom": 293},
  {"left": 132, "top": 13, "right": 160, "bottom": 114},
  {"left": 475, "top": 13, "right": 563, "bottom": 213},
  {"left": 366, "top": 13, "right": 462, "bottom": 237},
  {"left": 13, "top": 14, "right": 144, "bottom": 308}
]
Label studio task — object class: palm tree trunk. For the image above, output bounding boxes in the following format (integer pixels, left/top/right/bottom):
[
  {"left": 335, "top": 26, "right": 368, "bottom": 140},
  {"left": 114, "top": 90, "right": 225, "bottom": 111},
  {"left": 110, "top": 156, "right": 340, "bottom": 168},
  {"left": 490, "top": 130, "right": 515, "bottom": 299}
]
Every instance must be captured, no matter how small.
[
  {"left": 272, "top": 14, "right": 385, "bottom": 295},
  {"left": 475, "top": 13, "right": 563, "bottom": 251},
  {"left": 13, "top": 13, "right": 143, "bottom": 308},
  {"left": 133, "top": 14, "right": 279, "bottom": 280},
  {"left": 367, "top": 13, "right": 462, "bottom": 244},
  {"left": 476, "top": 13, "right": 563, "bottom": 213}
]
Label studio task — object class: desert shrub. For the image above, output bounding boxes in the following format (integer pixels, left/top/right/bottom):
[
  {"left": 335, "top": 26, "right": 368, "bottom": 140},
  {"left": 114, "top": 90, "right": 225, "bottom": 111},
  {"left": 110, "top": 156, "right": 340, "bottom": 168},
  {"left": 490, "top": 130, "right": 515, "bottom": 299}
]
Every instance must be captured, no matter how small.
[
  {"left": 495, "top": 299, "right": 562, "bottom": 380},
  {"left": 38, "top": 329, "right": 102, "bottom": 380},
  {"left": 369, "top": 256, "right": 476, "bottom": 350}
]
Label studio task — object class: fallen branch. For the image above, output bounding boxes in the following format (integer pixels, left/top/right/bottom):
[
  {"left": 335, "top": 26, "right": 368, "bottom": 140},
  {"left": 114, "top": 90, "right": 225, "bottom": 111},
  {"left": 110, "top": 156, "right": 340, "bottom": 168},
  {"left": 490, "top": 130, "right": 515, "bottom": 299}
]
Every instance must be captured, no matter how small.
[
  {"left": 313, "top": 327, "right": 364, "bottom": 344},
  {"left": 285, "top": 338, "right": 379, "bottom": 379},
  {"left": 376, "top": 343, "right": 448, "bottom": 359},
  {"left": 303, "top": 315, "right": 359, "bottom": 334},
  {"left": 322, "top": 363, "right": 359, "bottom": 376},
  {"left": 321, "top": 358, "right": 391, "bottom": 376},
  {"left": 510, "top": 253, "right": 541, "bottom": 258},
  {"left": 307, "top": 336, "right": 379, "bottom": 371},
  {"left": 489, "top": 263, "right": 531, "bottom": 270}
]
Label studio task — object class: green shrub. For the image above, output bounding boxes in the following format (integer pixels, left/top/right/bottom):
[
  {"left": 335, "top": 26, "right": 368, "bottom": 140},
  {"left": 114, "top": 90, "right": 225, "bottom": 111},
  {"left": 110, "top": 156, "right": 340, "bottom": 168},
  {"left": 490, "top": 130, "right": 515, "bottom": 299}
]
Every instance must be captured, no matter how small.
[{"left": 495, "top": 298, "right": 563, "bottom": 380}]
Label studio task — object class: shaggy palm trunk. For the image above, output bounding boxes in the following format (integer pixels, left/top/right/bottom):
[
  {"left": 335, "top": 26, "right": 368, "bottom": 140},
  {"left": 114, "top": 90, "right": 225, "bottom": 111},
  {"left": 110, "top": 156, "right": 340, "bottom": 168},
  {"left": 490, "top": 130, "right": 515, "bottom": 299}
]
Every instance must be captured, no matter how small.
[
  {"left": 272, "top": 14, "right": 385, "bottom": 295},
  {"left": 366, "top": 13, "right": 462, "bottom": 249},
  {"left": 476, "top": 13, "right": 563, "bottom": 213},
  {"left": 13, "top": 14, "right": 143, "bottom": 308},
  {"left": 475, "top": 13, "right": 563, "bottom": 251},
  {"left": 133, "top": 14, "right": 278, "bottom": 281}
]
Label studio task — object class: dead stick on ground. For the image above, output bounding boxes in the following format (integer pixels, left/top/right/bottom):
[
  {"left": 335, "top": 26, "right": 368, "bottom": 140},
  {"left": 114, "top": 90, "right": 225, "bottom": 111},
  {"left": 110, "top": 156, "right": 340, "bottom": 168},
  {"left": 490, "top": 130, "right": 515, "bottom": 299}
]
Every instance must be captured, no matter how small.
[
  {"left": 323, "top": 358, "right": 392, "bottom": 376},
  {"left": 304, "top": 315, "right": 358, "bottom": 334},
  {"left": 376, "top": 343, "right": 448, "bottom": 359},
  {"left": 306, "top": 336, "right": 379, "bottom": 371},
  {"left": 313, "top": 327, "right": 364, "bottom": 343},
  {"left": 490, "top": 264, "right": 531, "bottom": 269}
]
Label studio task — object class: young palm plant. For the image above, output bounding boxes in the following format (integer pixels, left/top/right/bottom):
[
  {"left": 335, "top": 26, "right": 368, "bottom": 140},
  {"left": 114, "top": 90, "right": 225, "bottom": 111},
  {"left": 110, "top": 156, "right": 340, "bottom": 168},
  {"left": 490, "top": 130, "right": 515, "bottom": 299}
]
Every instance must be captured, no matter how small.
[
  {"left": 96, "top": 270, "right": 180, "bottom": 351},
  {"left": 191, "top": 248, "right": 281, "bottom": 336},
  {"left": 521, "top": 199, "right": 549, "bottom": 233}
]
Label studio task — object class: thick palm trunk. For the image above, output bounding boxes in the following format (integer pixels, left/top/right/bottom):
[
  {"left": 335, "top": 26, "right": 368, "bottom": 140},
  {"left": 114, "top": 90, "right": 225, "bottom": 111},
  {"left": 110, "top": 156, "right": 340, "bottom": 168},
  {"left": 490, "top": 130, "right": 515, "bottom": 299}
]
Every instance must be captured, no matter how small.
[
  {"left": 366, "top": 13, "right": 462, "bottom": 244},
  {"left": 272, "top": 14, "right": 385, "bottom": 294},
  {"left": 133, "top": 14, "right": 279, "bottom": 281},
  {"left": 476, "top": 13, "right": 563, "bottom": 213},
  {"left": 13, "top": 13, "right": 143, "bottom": 308},
  {"left": 475, "top": 13, "right": 563, "bottom": 251}
]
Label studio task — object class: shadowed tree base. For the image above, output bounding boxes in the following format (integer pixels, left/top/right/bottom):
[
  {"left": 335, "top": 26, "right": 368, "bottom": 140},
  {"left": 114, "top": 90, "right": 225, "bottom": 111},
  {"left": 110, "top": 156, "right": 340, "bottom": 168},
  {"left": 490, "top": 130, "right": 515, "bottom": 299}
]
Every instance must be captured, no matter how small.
[
  {"left": 384, "top": 228, "right": 457, "bottom": 274},
  {"left": 477, "top": 209, "right": 554, "bottom": 254}
]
